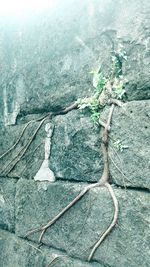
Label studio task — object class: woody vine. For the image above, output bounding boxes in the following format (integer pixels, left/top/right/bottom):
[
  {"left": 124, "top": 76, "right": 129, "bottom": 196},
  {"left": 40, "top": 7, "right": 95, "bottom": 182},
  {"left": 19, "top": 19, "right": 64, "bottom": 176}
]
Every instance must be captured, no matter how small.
[{"left": 0, "top": 43, "right": 127, "bottom": 262}]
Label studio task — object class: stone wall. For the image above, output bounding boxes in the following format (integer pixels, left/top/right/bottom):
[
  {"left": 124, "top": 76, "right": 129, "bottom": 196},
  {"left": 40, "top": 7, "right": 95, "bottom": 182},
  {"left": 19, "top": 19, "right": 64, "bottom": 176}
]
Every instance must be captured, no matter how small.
[{"left": 0, "top": 1, "right": 150, "bottom": 267}]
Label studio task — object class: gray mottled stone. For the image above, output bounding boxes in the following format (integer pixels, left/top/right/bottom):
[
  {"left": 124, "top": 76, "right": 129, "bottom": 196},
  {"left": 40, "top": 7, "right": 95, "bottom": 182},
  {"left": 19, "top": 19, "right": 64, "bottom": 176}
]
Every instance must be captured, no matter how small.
[
  {"left": 0, "top": 117, "right": 53, "bottom": 180},
  {"left": 108, "top": 100, "right": 150, "bottom": 189},
  {"left": 0, "top": 0, "right": 150, "bottom": 125},
  {"left": 16, "top": 179, "right": 150, "bottom": 267},
  {"left": 50, "top": 109, "right": 103, "bottom": 182},
  {"left": 0, "top": 178, "right": 17, "bottom": 232},
  {"left": 0, "top": 229, "right": 102, "bottom": 267}
]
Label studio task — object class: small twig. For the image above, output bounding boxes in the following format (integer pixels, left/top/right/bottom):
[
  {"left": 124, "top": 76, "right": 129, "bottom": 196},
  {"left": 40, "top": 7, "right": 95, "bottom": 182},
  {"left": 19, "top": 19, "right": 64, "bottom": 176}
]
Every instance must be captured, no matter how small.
[
  {"left": 28, "top": 242, "right": 43, "bottom": 253},
  {"left": 88, "top": 182, "right": 119, "bottom": 261},
  {"left": 99, "top": 118, "right": 110, "bottom": 130},
  {"left": 108, "top": 98, "right": 123, "bottom": 107},
  {"left": 108, "top": 153, "right": 132, "bottom": 186},
  {"left": 46, "top": 257, "right": 58, "bottom": 267},
  {"left": 46, "top": 255, "right": 67, "bottom": 267},
  {"left": 54, "top": 102, "right": 78, "bottom": 116}
]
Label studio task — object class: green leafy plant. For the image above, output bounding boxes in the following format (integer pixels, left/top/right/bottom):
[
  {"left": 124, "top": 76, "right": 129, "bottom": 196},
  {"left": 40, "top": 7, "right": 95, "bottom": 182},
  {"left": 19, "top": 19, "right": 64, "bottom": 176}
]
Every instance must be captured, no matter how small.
[
  {"left": 112, "top": 77, "right": 126, "bottom": 99},
  {"left": 78, "top": 43, "right": 127, "bottom": 124},
  {"left": 78, "top": 97, "right": 100, "bottom": 124},
  {"left": 90, "top": 70, "right": 106, "bottom": 93},
  {"left": 113, "top": 139, "right": 128, "bottom": 152}
]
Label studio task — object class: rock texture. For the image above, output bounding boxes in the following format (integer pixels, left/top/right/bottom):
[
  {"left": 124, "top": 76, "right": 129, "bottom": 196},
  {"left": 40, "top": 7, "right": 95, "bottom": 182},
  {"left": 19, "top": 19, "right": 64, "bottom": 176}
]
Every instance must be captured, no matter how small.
[
  {"left": 15, "top": 179, "right": 150, "bottom": 267},
  {"left": 109, "top": 100, "right": 150, "bottom": 189},
  {"left": 0, "top": 0, "right": 150, "bottom": 267},
  {"left": 50, "top": 110, "right": 103, "bottom": 182},
  {"left": 0, "top": 178, "right": 16, "bottom": 232},
  {"left": 0, "top": 230, "right": 101, "bottom": 267},
  {"left": 0, "top": 118, "right": 51, "bottom": 179},
  {"left": 0, "top": 0, "right": 150, "bottom": 125}
]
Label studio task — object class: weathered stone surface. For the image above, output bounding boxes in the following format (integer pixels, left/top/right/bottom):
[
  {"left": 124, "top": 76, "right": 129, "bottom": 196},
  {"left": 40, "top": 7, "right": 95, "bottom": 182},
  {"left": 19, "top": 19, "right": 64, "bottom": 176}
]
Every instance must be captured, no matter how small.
[
  {"left": 50, "top": 109, "right": 103, "bottom": 182},
  {"left": 0, "top": 229, "right": 46, "bottom": 267},
  {"left": 0, "top": 230, "right": 102, "bottom": 267},
  {"left": 0, "top": 178, "right": 17, "bottom": 232},
  {"left": 0, "top": 117, "right": 53, "bottom": 180},
  {"left": 16, "top": 179, "right": 150, "bottom": 267},
  {"left": 0, "top": 0, "right": 150, "bottom": 125},
  {"left": 108, "top": 100, "right": 150, "bottom": 189}
]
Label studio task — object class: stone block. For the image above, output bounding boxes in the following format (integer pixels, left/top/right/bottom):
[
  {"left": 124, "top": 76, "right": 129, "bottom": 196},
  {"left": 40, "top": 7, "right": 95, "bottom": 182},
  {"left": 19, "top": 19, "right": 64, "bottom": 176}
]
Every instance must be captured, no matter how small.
[
  {"left": 16, "top": 179, "right": 150, "bottom": 267},
  {"left": 0, "top": 1, "right": 150, "bottom": 125},
  {"left": 50, "top": 109, "right": 103, "bottom": 182},
  {"left": 108, "top": 100, "right": 150, "bottom": 189},
  {"left": 0, "top": 178, "right": 16, "bottom": 232},
  {"left": 0, "top": 118, "right": 52, "bottom": 180},
  {"left": 0, "top": 230, "right": 102, "bottom": 267}
]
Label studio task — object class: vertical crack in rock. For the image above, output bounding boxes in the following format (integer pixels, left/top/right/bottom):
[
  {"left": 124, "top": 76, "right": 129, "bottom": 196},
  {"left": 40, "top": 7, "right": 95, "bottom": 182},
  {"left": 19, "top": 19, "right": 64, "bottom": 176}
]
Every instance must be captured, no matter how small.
[
  {"left": 34, "top": 123, "right": 55, "bottom": 182},
  {"left": 3, "top": 86, "right": 19, "bottom": 126},
  {"left": 3, "top": 75, "right": 26, "bottom": 126}
]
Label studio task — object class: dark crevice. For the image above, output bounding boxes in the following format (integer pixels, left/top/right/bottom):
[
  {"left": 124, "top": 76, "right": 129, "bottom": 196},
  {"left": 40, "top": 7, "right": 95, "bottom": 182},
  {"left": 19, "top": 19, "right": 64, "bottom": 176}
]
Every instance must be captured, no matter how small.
[
  {"left": 112, "top": 182, "right": 150, "bottom": 193},
  {"left": 12, "top": 232, "right": 104, "bottom": 266},
  {"left": 56, "top": 176, "right": 98, "bottom": 185},
  {"left": 91, "top": 259, "right": 112, "bottom": 267},
  {"left": 0, "top": 176, "right": 19, "bottom": 180}
]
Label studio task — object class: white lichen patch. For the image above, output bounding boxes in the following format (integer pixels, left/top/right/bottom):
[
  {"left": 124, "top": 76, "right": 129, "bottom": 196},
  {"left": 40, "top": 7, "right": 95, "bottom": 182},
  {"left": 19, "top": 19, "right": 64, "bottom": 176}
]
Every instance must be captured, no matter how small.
[
  {"left": 3, "top": 76, "right": 26, "bottom": 126},
  {"left": 0, "top": 194, "right": 5, "bottom": 205},
  {"left": 34, "top": 122, "right": 56, "bottom": 182}
]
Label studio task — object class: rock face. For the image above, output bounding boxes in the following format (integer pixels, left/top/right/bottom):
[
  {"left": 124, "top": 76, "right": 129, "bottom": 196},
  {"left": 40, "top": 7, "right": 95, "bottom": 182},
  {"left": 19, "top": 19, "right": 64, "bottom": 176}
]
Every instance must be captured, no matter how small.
[
  {"left": 0, "top": 0, "right": 150, "bottom": 125},
  {"left": 50, "top": 110, "right": 103, "bottom": 182},
  {"left": 0, "top": 0, "right": 150, "bottom": 267},
  {"left": 0, "top": 230, "right": 101, "bottom": 267},
  {"left": 0, "top": 178, "right": 16, "bottom": 232},
  {"left": 15, "top": 179, "right": 149, "bottom": 267},
  {"left": 109, "top": 100, "right": 150, "bottom": 189}
]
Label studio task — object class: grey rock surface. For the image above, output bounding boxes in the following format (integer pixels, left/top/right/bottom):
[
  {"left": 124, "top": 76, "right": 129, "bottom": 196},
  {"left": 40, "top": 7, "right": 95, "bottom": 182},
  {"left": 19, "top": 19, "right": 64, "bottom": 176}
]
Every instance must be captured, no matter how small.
[
  {"left": 0, "top": 178, "right": 17, "bottom": 232},
  {"left": 0, "top": 0, "right": 150, "bottom": 125},
  {"left": 50, "top": 109, "right": 103, "bottom": 182},
  {"left": 108, "top": 100, "right": 150, "bottom": 189},
  {"left": 0, "top": 230, "right": 102, "bottom": 267},
  {"left": 0, "top": 1, "right": 150, "bottom": 266},
  {"left": 16, "top": 179, "right": 150, "bottom": 267},
  {"left": 0, "top": 117, "right": 52, "bottom": 179}
]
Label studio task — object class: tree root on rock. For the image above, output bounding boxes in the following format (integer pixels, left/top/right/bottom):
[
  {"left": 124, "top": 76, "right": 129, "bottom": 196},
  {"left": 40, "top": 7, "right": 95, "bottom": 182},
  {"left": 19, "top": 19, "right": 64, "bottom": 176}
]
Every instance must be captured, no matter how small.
[
  {"left": 0, "top": 102, "right": 78, "bottom": 177},
  {"left": 25, "top": 104, "right": 119, "bottom": 261},
  {"left": 1, "top": 101, "right": 119, "bottom": 261}
]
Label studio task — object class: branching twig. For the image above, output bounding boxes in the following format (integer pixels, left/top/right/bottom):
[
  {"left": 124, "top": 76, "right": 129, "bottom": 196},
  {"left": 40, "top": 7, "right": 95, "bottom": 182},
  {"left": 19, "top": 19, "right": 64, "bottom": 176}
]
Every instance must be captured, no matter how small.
[{"left": 46, "top": 255, "right": 67, "bottom": 267}]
